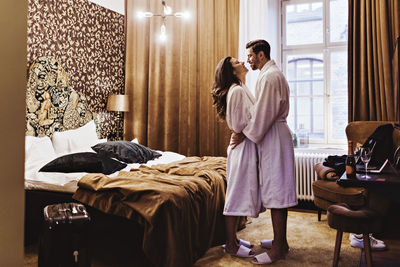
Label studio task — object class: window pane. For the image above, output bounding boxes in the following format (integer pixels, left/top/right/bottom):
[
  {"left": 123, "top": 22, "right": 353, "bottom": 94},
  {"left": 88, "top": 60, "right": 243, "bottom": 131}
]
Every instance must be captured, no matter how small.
[
  {"left": 313, "top": 60, "right": 323, "bottom": 79},
  {"left": 289, "top": 82, "right": 295, "bottom": 95},
  {"left": 330, "top": 96, "right": 347, "bottom": 140},
  {"left": 330, "top": 0, "right": 348, "bottom": 42},
  {"left": 313, "top": 81, "right": 324, "bottom": 95},
  {"left": 330, "top": 50, "right": 347, "bottom": 95},
  {"left": 312, "top": 97, "right": 324, "bottom": 139},
  {"left": 287, "top": 53, "right": 324, "bottom": 81},
  {"left": 296, "top": 60, "right": 311, "bottom": 80},
  {"left": 288, "top": 97, "right": 295, "bottom": 131},
  {"left": 286, "top": 2, "right": 323, "bottom": 45},
  {"left": 297, "top": 81, "right": 310, "bottom": 96},
  {"left": 297, "top": 97, "right": 311, "bottom": 130},
  {"left": 287, "top": 62, "right": 295, "bottom": 80}
]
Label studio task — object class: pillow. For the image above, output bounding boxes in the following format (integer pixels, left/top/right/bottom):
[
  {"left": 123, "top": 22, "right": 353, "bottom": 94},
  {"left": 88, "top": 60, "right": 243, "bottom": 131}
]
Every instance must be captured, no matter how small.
[
  {"left": 25, "top": 136, "right": 57, "bottom": 165},
  {"left": 39, "top": 152, "right": 127, "bottom": 175},
  {"left": 91, "top": 141, "right": 162, "bottom": 164},
  {"left": 52, "top": 120, "right": 99, "bottom": 155}
]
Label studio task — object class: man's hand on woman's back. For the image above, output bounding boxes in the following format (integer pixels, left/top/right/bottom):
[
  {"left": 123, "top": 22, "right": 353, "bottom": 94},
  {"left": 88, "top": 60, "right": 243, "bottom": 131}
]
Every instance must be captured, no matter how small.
[{"left": 230, "top": 132, "right": 245, "bottom": 149}]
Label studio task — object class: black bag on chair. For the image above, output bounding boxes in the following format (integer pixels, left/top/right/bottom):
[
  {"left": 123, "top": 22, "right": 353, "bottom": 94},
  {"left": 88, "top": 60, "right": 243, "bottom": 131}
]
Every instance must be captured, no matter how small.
[{"left": 362, "top": 124, "right": 394, "bottom": 166}]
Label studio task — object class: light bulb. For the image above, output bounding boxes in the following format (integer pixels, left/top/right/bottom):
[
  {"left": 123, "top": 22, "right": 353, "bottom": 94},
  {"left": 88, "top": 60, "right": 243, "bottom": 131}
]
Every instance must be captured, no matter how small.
[
  {"left": 159, "top": 23, "right": 167, "bottom": 42},
  {"left": 137, "top": 11, "right": 145, "bottom": 18},
  {"left": 175, "top": 11, "right": 190, "bottom": 19},
  {"left": 137, "top": 11, "right": 153, "bottom": 18},
  {"left": 160, "top": 23, "right": 166, "bottom": 34},
  {"left": 164, "top": 5, "right": 172, "bottom": 15}
]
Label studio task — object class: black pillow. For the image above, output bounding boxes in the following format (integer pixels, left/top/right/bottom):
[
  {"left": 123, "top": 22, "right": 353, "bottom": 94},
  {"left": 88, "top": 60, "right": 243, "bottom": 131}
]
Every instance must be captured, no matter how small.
[
  {"left": 91, "top": 141, "right": 162, "bottom": 164},
  {"left": 39, "top": 152, "right": 127, "bottom": 175}
]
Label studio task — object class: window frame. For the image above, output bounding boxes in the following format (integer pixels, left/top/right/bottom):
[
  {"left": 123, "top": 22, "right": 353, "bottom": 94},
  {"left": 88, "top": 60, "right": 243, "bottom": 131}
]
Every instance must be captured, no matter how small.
[{"left": 281, "top": 0, "right": 348, "bottom": 145}]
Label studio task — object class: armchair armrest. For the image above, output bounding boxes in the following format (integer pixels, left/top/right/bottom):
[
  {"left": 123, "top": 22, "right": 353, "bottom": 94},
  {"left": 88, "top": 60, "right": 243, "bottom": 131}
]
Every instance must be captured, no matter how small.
[{"left": 314, "top": 162, "right": 339, "bottom": 181}]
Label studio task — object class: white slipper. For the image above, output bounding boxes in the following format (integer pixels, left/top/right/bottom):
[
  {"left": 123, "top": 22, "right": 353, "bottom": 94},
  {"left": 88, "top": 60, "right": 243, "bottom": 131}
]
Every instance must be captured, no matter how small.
[
  {"left": 222, "top": 239, "right": 253, "bottom": 249},
  {"left": 252, "top": 252, "right": 272, "bottom": 265},
  {"left": 224, "top": 245, "right": 254, "bottom": 258},
  {"left": 260, "top": 239, "right": 273, "bottom": 249},
  {"left": 239, "top": 239, "right": 253, "bottom": 248}
]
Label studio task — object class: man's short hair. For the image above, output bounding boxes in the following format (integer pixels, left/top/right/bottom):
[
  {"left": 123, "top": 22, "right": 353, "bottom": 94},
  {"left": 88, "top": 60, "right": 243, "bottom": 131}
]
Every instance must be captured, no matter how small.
[{"left": 246, "top": 39, "right": 271, "bottom": 59}]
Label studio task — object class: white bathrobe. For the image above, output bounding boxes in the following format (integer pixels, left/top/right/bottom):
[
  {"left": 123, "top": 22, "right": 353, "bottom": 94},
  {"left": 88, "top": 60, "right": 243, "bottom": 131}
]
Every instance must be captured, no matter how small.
[
  {"left": 243, "top": 60, "right": 298, "bottom": 209},
  {"left": 224, "top": 83, "right": 262, "bottom": 217}
]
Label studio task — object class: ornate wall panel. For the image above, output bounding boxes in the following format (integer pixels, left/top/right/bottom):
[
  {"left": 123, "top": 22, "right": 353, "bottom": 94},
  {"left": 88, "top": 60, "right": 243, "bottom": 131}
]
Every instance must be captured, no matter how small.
[{"left": 27, "top": 0, "right": 125, "bottom": 138}]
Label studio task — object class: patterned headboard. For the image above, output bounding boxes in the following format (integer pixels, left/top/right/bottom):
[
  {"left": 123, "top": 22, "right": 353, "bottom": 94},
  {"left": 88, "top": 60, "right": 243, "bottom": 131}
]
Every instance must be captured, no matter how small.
[{"left": 26, "top": 56, "right": 96, "bottom": 137}]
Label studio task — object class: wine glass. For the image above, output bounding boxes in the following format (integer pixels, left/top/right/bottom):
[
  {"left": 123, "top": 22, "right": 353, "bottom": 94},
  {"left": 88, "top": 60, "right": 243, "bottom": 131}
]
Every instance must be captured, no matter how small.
[
  {"left": 360, "top": 147, "right": 372, "bottom": 179},
  {"left": 354, "top": 146, "right": 361, "bottom": 165}
]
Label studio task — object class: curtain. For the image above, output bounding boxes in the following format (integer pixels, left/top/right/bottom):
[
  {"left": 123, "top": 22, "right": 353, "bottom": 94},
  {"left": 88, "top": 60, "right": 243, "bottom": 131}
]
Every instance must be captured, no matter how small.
[
  {"left": 124, "top": 0, "right": 239, "bottom": 156},
  {"left": 394, "top": 36, "right": 399, "bottom": 121},
  {"left": 239, "top": 0, "right": 280, "bottom": 96},
  {"left": 348, "top": 0, "right": 400, "bottom": 122}
]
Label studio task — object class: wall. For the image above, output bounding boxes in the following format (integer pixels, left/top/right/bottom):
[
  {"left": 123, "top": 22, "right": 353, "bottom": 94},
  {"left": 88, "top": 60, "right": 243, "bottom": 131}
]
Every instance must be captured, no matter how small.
[
  {"left": 89, "top": 0, "right": 125, "bottom": 15},
  {"left": 0, "top": 0, "right": 27, "bottom": 265},
  {"left": 27, "top": 0, "right": 125, "bottom": 138}
]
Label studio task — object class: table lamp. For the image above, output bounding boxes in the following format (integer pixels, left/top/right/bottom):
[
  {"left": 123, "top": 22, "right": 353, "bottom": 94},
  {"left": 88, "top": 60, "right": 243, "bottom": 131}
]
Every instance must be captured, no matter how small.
[{"left": 106, "top": 94, "right": 130, "bottom": 140}]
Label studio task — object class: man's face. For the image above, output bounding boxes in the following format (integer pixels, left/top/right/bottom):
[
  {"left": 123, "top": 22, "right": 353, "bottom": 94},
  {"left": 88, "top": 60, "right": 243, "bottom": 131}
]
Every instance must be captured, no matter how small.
[{"left": 247, "top": 47, "right": 259, "bottom": 70}]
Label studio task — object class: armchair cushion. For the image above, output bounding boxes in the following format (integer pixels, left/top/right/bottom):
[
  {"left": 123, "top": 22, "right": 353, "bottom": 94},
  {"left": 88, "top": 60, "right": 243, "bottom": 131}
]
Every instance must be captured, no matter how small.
[{"left": 312, "top": 180, "right": 366, "bottom": 208}]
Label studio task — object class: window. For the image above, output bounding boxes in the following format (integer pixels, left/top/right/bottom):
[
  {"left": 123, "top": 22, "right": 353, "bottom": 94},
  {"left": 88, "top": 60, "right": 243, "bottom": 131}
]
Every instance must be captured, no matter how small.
[{"left": 282, "top": 0, "right": 348, "bottom": 144}]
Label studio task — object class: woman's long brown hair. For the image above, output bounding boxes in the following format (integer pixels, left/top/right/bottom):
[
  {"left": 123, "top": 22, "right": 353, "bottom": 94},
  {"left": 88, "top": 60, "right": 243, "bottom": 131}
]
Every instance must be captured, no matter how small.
[{"left": 211, "top": 57, "right": 241, "bottom": 120}]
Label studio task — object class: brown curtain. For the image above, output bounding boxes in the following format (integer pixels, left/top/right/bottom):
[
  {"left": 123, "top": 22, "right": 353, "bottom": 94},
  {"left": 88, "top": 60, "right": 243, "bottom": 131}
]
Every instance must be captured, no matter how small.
[
  {"left": 124, "top": 0, "right": 239, "bottom": 156},
  {"left": 348, "top": 0, "right": 400, "bottom": 122},
  {"left": 394, "top": 36, "right": 399, "bottom": 121}
]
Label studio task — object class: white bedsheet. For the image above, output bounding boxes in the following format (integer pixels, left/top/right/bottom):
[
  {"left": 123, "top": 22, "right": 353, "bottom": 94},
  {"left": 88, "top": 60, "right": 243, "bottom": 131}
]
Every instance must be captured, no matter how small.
[{"left": 25, "top": 151, "right": 186, "bottom": 187}]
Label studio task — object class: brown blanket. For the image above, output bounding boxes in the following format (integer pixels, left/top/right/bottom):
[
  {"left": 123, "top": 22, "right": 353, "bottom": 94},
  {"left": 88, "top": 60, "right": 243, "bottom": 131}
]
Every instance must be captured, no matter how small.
[{"left": 73, "top": 156, "right": 227, "bottom": 267}]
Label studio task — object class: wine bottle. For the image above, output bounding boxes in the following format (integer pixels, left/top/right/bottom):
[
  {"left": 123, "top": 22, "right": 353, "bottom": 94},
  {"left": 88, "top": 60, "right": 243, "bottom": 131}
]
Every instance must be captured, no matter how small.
[{"left": 345, "top": 140, "right": 356, "bottom": 179}]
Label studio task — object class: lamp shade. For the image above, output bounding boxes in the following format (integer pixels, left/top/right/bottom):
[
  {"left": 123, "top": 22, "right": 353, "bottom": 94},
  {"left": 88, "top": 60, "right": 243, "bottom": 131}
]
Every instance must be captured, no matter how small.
[{"left": 106, "top": 94, "right": 130, "bottom": 112}]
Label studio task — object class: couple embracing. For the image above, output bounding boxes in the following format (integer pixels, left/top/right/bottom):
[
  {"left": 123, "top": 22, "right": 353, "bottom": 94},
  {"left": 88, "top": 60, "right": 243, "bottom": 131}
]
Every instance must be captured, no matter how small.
[{"left": 211, "top": 39, "right": 297, "bottom": 265}]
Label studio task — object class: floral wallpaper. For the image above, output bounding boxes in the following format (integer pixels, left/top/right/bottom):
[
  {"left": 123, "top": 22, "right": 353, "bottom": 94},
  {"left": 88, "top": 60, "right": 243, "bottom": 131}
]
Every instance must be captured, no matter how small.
[{"left": 27, "top": 0, "right": 125, "bottom": 139}]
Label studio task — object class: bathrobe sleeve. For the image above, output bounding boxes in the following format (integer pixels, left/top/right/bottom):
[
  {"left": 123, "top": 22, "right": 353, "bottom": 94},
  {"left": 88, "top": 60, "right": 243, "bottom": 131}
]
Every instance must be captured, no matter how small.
[
  {"left": 243, "top": 72, "right": 287, "bottom": 144},
  {"left": 226, "top": 85, "right": 252, "bottom": 133}
]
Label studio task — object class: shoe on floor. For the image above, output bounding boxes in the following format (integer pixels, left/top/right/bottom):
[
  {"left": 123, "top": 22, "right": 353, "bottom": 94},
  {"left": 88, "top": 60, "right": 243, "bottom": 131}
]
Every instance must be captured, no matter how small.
[
  {"left": 349, "top": 233, "right": 387, "bottom": 250},
  {"left": 224, "top": 244, "right": 254, "bottom": 258},
  {"left": 222, "top": 239, "right": 253, "bottom": 249},
  {"left": 260, "top": 239, "right": 273, "bottom": 249},
  {"left": 251, "top": 252, "right": 272, "bottom": 265},
  {"left": 251, "top": 252, "right": 284, "bottom": 265}
]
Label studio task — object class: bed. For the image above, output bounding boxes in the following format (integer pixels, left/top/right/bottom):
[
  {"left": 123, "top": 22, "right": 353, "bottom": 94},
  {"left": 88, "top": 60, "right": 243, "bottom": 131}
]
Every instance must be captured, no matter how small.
[{"left": 24, "top": 57, "right": 228, "bottom": 267}]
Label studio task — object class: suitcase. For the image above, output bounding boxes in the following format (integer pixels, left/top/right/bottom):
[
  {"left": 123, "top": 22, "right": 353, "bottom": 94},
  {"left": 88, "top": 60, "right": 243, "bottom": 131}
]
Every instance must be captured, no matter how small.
[{"left": 38, "top": 202, "right": 91, "bottom": 267}]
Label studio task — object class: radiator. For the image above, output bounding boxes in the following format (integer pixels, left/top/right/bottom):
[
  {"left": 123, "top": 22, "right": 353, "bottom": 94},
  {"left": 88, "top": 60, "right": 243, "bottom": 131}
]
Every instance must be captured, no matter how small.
[{"left": 294, "top": 151, "right": 331, "bottom": 201}]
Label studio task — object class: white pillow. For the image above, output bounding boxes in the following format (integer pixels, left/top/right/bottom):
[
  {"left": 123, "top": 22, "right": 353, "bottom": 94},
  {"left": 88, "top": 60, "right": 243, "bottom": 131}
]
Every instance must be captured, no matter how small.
[
  {"left": 25, "top": 136, "right": 57, "bottom": 166},
  {"left": 52, "top": 120, "right": 100, "bottom": 155}
]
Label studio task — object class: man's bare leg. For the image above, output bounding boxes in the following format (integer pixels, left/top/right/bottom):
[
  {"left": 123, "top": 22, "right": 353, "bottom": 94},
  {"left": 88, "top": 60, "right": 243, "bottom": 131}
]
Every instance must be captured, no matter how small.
[
  {"left": 269, "top": 208, "right": 289, "bottom": 260},
  {"left": 224, "top": 216, "right": 240, "bottom": 254}
]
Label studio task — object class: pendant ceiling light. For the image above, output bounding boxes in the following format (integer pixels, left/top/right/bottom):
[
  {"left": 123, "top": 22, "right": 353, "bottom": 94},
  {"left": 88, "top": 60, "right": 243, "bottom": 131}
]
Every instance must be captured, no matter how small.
[{"left": 137, "top": 0, "right": 190, "bottom": 42}]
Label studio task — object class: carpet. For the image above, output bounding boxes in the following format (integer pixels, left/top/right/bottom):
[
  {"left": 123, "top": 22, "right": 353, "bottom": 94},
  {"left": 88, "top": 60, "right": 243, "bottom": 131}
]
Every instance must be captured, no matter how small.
[
  {"left": 24, "top": 210, "right": 361, "bottom": 266},
  {"left": 194, "top": 210, "right": 361, "bottom": 267}
]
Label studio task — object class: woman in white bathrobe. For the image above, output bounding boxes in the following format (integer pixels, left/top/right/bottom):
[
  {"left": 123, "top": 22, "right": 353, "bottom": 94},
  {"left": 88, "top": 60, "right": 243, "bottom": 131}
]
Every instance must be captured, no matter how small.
[{"left": 211, "top": 57, "right": 261, "bottom": 258}]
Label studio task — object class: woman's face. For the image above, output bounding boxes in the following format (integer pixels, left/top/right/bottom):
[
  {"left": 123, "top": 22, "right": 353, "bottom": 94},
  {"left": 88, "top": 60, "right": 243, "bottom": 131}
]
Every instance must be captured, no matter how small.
[{"left": 230, "top": 57, "right": 248, "bottom": 77}]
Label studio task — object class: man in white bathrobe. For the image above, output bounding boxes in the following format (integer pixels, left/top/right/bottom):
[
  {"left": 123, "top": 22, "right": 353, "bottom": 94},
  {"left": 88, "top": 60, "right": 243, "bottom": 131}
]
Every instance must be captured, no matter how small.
[{"left": 232, "top": 39, "right": 297, "bottom": 264}]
